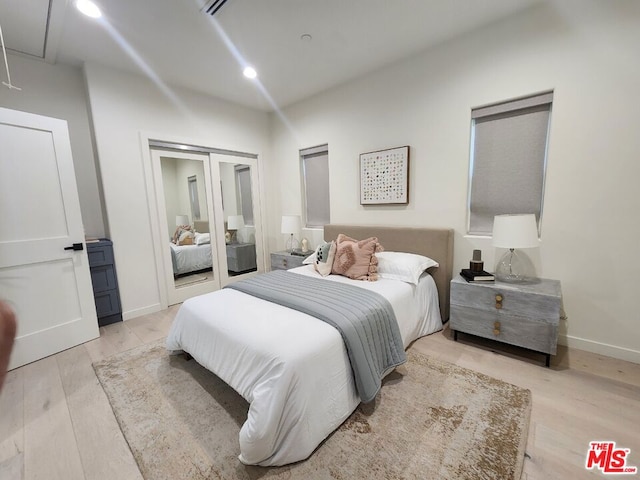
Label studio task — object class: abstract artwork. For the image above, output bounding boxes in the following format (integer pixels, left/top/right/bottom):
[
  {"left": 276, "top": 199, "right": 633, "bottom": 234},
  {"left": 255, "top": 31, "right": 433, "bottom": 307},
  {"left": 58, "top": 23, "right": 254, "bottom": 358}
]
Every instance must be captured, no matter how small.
[{"left": 360, "top": 146, "right": 410, "bottom": 205}]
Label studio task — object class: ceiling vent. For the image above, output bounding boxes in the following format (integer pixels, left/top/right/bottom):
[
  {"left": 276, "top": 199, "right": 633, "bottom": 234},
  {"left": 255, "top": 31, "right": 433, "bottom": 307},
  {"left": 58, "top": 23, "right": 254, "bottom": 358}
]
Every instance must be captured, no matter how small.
[{"left": 201, "top": 0, "right": 229, "bottom": 16}]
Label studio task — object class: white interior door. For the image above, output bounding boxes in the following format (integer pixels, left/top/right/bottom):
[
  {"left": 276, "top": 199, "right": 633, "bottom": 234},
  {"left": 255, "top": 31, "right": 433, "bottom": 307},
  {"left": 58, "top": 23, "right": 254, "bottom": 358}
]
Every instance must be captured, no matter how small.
[{"left": 0, "top": 108, "right": 99, "bottom": 370}]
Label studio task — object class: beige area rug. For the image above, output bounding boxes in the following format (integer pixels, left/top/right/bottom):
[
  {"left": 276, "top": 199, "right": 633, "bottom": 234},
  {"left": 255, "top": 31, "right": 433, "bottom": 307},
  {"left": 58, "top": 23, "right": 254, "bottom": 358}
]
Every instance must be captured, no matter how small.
[{"left": 94, "top": 341, "right": 531, "bottom": 480}]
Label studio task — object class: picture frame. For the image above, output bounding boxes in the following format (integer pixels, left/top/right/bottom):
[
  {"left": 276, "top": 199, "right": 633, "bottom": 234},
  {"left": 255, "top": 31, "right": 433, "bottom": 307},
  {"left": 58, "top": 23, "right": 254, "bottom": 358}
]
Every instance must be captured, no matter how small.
[{"left": 359, "top": 146, "right": 410, "bottom": 205}]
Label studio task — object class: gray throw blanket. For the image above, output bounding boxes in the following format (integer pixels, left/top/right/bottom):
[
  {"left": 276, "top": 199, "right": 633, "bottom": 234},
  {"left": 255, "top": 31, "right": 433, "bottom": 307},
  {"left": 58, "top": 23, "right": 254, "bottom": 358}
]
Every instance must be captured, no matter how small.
[{"left": 225, "top": 270, "right": 406, "bottom": 402}]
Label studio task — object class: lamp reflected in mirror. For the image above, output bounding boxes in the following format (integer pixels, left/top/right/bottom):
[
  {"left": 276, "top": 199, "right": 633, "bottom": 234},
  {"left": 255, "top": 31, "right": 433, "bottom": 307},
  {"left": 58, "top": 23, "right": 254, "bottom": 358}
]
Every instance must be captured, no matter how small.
[
  {"left": 227, "top": 215, "right": 244, "bottom": 244},
  {"left": 176, "top": 215, "right": 189, "bottom": 228}
]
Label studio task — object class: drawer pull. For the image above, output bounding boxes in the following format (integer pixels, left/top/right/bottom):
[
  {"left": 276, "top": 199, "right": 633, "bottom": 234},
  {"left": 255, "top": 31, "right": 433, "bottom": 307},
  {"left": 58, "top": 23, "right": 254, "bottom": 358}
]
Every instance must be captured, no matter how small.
[
  {"left": 495, "top": 294, "right": 503, "bottom": 309},
  {"left": 494, "top": 321, "right": 501, "bottom": 329},
  {"left": 282, "top": 259, "right": 288, "bottom": 267},
  {"left": 493, "top": 329, "right": 500, "bottom": 336}
]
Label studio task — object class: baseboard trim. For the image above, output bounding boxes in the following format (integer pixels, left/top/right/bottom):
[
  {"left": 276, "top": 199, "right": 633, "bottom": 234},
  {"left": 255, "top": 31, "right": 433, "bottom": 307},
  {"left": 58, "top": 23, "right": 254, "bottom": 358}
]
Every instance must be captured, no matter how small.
[
  {"left": 122, "top": 303, "right": 162, "bottom": 321},
  {"left": 559, "top": 334, "right": 640, "bottom": 364}
]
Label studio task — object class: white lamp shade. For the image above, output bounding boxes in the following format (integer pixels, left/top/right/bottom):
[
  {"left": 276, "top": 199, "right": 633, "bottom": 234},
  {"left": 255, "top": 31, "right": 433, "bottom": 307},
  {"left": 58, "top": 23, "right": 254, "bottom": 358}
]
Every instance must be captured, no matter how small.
[
  {"left": 492, "top": 214, "right": 539, "bottom": 248},
  {"left": 176, "top": 215, "right": 189, "bottom": 226},
  {"left": 281, "top": 215, "right": 301, "bottom": 234},
  {"left": 227, "top": 215, "right": 244, "bottom": 230}
]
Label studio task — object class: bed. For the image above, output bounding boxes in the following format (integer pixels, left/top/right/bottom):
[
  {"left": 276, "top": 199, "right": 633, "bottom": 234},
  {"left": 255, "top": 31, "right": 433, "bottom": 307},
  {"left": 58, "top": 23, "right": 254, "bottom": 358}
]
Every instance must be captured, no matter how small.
[
  {"left": 170, "top": 220, "right": 213, "bottom": 277},
  {"left": 166, "top": 224, "right": 454, "bottom": 466}
]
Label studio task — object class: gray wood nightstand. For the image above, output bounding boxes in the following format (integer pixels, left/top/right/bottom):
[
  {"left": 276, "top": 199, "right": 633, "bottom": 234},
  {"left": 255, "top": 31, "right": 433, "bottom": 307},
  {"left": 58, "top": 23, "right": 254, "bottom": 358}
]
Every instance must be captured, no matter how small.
[
  {"left": 270, "top": 251, "right": 307, "bottom": 271},
  {"left": 226, "top": 243, "right": 257, "bottom": 273},
  {"left": 449, "top": 275, "right": 562, "bottom": 367}
]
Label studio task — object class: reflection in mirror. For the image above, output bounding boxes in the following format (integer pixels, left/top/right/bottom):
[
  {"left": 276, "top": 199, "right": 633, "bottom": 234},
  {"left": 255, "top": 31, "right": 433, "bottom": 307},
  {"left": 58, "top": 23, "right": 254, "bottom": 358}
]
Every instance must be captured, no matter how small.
[
  {"left": 161, "top": 156, "right": 214, "bottom": 288},
  {"left": 220, "top": 162, "right": 257, "bottom": 276}
]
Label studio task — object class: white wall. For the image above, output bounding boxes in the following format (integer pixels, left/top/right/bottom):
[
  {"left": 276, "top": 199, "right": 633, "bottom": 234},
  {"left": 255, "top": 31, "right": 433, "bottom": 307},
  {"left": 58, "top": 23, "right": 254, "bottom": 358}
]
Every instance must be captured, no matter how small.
[
  {"left": 84, "top": 63, "right": 270, "bottom": 319},
  {"left": 269, "top": 2, "right": 640, "bottom": 362},
  {"left": 0, "top": 55, "right": 106, "bottom": 238}
]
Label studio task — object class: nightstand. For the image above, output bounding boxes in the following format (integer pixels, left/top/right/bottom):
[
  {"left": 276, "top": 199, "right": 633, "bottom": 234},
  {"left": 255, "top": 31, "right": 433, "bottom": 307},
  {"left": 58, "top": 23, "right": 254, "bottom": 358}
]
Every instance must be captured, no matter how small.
[
  {"left": 226, "top": 243, "right": 257, "bottom": 274},
  {"left": 270, "top": 251, "right": 307, "bottom": 271},
  {"left": 449, "top": 275, "right": 562, "bottom": 367}
]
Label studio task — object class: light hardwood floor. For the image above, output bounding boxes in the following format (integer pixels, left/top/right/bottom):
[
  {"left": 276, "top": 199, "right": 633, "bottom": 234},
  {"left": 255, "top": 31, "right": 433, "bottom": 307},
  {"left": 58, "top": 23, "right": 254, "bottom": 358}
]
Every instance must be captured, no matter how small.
[{"left": 1, "top": 307, "right": 638, "bottom": 479}]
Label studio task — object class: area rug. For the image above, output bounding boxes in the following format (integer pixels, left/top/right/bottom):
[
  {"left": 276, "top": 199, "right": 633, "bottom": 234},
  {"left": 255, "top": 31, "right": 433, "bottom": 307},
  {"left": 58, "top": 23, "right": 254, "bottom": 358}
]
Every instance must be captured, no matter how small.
[{"left": 94, "top": 341, "right": 531, "bottom": 480}]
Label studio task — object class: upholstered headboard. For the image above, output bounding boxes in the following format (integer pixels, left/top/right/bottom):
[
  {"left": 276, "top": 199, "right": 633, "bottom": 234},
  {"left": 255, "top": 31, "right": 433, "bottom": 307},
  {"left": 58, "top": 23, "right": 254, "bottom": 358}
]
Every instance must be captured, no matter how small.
[
  {"left": 323, "top": 224, "right": 454, "bottom": 320},
  {"left": 194, "top": 220, "right": 210, "bottom": 233}
]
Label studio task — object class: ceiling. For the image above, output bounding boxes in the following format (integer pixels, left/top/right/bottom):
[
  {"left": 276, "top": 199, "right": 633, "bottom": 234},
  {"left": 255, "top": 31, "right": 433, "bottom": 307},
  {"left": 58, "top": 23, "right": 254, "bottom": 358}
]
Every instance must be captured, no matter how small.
[{"left": 0, "top": 0, "right": 544, "bottom": 111}]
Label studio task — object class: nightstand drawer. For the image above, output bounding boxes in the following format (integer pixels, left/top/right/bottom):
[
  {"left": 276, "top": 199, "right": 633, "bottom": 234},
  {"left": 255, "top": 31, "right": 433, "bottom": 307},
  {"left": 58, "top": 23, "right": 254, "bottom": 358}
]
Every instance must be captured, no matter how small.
[
  {"left": 270, "top": 252, "right": 305, "bottom": 270},
  {"left": 450, "top": 305, "right": 558, "bottom": 355},
  {"left": 451, "top": 281, "right": 560, "bottom": 321}
]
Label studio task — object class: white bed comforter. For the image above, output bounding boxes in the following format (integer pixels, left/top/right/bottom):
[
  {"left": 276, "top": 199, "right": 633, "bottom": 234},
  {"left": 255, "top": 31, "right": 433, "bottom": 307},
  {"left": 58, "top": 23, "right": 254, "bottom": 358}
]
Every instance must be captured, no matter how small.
[
  {"left": 165, "top": 266, "right": 442, "bottom": 466},
  {"left": 170, "top": 242, "right": 212, "bottom": 275}
]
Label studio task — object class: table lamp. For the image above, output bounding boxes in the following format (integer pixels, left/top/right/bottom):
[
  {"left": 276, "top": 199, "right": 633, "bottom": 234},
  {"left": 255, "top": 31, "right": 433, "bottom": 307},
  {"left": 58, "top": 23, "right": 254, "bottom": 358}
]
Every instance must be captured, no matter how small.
[
  {"left": 281, "top": 215, "right": 301, "bottom": 253},
  {"left": 492, "top": 214, "right": 539, "bottom": 283},
  {"left": 227, "top": 215, "right": 244, "bottom": 244},
  {"left": 175, "top": 215, "right": 189, "bottom": 227}
]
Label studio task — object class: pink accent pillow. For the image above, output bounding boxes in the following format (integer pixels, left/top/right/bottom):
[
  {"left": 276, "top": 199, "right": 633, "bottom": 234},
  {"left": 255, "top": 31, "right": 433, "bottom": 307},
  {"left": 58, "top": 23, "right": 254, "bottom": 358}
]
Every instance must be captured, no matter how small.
[{"left": 331, "top": 234, "right": 383, "bottom": 281}]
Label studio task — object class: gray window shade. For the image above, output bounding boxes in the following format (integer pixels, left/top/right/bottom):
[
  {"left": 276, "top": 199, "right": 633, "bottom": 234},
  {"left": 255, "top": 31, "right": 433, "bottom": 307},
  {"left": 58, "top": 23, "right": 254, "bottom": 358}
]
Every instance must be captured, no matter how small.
[
  {"left": 235, "top": 166, "right": 254, "bottom": 226},
  {"left": 469, "top": 93, "right": 552, "bottom": 235},
  {"left": 301, "top": 145, "right": 330, "bottom": 228}
]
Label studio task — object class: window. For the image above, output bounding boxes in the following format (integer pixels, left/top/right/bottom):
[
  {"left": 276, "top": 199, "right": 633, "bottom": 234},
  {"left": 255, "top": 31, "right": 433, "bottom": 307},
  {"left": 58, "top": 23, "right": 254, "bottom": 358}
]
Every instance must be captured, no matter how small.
[
  {"left": 301, "top": 144, "right": 330, "bottom": 228},
  {"left": 468, "top": 92, "right": 553, "bottom": 235},
  {"left": 234, "top": 165, "right": 254, "bottom": 226},
  {"left": 187, "top": 175, "right": 201, "bottom": 220}
]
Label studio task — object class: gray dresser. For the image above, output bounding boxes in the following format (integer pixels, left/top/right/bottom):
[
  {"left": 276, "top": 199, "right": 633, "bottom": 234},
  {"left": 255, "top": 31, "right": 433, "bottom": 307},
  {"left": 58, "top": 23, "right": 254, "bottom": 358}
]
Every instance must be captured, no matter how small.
[
  {"left": 226, "top": 243, "right": 257, "bottom": 274},
  {"left": 270, "top": 251, "right": 307, "bottom": 271},
  {"left": 87, "top": 239, "right": 122, "bottom": 327},
  {"left": 449, "top": 275, "right": 562, "bottom": 367}
]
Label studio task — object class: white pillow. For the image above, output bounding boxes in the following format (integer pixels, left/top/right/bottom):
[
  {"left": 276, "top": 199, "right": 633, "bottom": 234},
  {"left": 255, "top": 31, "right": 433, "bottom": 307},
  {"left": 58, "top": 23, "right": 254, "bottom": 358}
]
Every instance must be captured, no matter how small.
[
  {"left": 194, "top": 232, "right": 210, "bottom": 245},
  {"left": 302, "top": 251, "right": 316, "bottom": 265},
  {"left": 376, "top": 251, "right": 439, "bottom": 285},
  {"left": 313, "top": 241, "right": 336, "bottom": 276}
]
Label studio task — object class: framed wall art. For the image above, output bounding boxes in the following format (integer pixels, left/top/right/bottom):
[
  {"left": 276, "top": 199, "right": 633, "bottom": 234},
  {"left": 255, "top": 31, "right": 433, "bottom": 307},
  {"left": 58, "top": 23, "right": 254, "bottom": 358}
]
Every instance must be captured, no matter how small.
[{"left": 359, "top": 146, "right": 410, "bottom": 205}]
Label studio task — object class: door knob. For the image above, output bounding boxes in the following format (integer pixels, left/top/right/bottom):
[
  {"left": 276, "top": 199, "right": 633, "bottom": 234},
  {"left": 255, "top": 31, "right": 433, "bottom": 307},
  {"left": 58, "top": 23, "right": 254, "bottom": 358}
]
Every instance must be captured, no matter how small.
[{"left": 64, "top": 243, "right": 84, "bottom": 251}]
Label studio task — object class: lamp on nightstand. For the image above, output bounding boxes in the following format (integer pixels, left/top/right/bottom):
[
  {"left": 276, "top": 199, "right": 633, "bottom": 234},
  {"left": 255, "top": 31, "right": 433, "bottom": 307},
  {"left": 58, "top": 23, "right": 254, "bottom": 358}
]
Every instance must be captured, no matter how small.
[
  {"left": 175, "top": 215, "right": 189, "bottom": 227},
  {"left": 227, "top": 215, "right": 244, "bottom": 244},
  {"left": 281, "top": 215, "right": 301, "bottom": 253},
  {"left": 492, "top": 214, "right": 539, "bottom": 283}
]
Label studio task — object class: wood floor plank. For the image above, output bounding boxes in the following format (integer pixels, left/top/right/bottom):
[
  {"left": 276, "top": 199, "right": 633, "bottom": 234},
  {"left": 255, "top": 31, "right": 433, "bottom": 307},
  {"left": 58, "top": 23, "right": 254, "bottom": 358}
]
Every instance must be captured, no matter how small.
[
  {"left": 99, "top": 322, "right": 144, "bottom": 354},
  {"left": 56, "top": 345, "right": 143, "bottom": 480},
  {"left": 83, "top": 332, "right": 120, "bottom": 364},
  {"left": 0, "top": 369, "right": 24, "bottom": 479},
  {"left": 22, "top": 356, "right": 85, "bottom": 480},
  {"left": 123, "top": 315, "right": 170, "bottom": 344}
]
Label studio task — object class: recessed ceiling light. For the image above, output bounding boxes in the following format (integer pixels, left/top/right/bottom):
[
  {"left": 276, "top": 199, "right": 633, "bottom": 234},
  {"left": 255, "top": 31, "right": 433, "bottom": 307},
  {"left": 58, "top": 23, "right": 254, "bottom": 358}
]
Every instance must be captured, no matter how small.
[
  {"left": 76, "top": 0, "right": 102, "bottom": 18},
  {"left": 243, "top": 66, "right": 257, "bottom": 79}
]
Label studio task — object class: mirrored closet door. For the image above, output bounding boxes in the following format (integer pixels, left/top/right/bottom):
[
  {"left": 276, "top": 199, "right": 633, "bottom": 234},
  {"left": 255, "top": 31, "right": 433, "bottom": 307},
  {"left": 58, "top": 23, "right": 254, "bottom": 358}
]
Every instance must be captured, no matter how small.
[
  {"left": 150, "top": 149, "right": 220, "bottom": 306},
  {"left": 210, "top": 152, "right": 265, "bottom": 286}
]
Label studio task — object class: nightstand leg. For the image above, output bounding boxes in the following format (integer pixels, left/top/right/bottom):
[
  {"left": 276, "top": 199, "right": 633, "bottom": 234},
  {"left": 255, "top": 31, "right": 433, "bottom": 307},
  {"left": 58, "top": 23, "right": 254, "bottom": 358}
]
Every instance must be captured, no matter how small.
[
  {"left": 453, "top": 330, "right": 458, "bottom": 342},
  {"left": 545, "top": 354, "right": 550, "bottom": 368}
]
